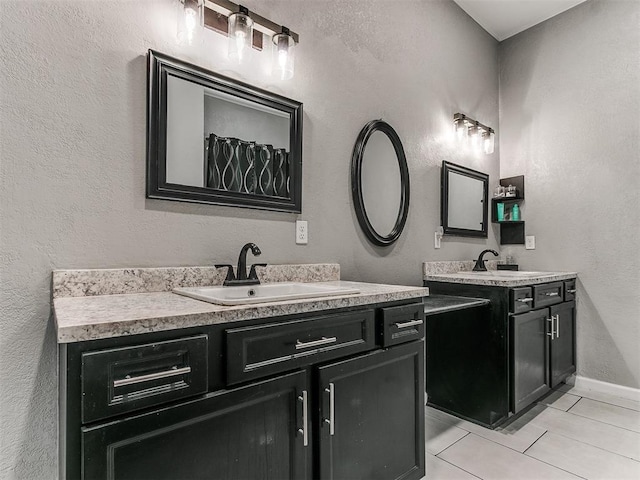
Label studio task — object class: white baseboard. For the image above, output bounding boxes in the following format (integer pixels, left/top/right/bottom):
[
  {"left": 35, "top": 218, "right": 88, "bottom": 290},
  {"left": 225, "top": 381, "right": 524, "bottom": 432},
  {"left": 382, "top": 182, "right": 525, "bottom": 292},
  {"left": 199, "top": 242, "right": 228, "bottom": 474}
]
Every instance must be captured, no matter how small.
[{"left": 566, "top": 375, "right": 640, "bottom": 402}]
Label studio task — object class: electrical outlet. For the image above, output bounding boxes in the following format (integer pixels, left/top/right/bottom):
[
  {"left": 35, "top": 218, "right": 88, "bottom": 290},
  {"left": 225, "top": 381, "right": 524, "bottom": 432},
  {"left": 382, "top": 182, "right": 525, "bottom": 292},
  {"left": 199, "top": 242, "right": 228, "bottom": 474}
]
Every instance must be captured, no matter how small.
[
  {"left": 525, "top": 235, "right": 536, "bottom": 250},
  {"left": 296, "top": 220, "right": 308, "bottom": 245},
  {"left": 434, "top": 231, "right": 441, "bottom": 249}
]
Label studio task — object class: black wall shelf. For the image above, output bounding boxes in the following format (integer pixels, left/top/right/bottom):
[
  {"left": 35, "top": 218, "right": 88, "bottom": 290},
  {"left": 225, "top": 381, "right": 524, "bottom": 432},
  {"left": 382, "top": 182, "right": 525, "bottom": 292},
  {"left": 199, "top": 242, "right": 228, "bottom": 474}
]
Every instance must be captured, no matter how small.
[{"left": 492, "top": 175, "right": 525, "bottom": 245}]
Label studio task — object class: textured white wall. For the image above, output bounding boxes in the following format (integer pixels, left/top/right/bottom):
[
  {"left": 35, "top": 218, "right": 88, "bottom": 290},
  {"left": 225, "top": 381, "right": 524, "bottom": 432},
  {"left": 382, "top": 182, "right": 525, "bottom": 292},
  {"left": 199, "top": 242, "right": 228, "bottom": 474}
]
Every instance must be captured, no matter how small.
[
  {"left": 0, "top": 0, "right": 498, "bottom": 477},
  {"left": 499, "top": 0, "right": 640, "bottom": 388}
]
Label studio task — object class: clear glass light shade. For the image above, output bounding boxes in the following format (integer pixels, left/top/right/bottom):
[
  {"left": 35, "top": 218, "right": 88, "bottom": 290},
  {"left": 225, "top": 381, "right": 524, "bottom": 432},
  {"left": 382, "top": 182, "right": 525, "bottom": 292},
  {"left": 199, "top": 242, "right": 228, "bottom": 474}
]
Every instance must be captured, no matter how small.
[
  {"left": 483, "top": 129, "right": 495, "bottom": 154},
  {"left": 453, "top": 116, "right": 468, "bottom": 141},
  {"left": 228, "top": 12, "right": 254, "bottom": 63},
  {"left": 453, "top": 113, "right": 469, "bottom": 142},
  {"left": 177, "top": 0, "right": 203, "bottom": 46},
  {"left": 272, "top": 32, "right": 295, "bottom": 80},
  {"left": 469, "top": 122, "right": 480, "bottom": 144}
]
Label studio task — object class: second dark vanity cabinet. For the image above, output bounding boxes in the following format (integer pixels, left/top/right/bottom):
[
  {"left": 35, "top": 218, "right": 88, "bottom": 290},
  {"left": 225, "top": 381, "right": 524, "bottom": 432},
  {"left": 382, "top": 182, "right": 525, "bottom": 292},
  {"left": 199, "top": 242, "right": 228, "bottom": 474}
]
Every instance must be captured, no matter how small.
[{"left": 425, "top": 278, "right": 576, "bottom": 428}]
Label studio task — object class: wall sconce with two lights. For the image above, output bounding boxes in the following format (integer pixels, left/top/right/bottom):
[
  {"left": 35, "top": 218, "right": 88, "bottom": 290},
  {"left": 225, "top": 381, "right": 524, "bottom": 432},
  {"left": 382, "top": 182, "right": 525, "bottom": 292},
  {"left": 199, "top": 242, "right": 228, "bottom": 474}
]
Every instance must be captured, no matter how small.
[
  {"left": 177, "top": 0, "right": 298, "bottom": 80},
  {"left": 453, "top": 113, "right": 495, "bottom": 155}
]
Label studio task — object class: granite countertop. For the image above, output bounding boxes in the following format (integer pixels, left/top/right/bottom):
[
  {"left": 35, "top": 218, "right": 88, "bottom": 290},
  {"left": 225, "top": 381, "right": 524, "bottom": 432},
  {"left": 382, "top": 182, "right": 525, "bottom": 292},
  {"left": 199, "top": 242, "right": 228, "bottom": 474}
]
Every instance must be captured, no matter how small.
[
  {"left": 53, "top": 276, "right": 429, "bottom": 343},
  {"left": 423, "top": 270, "right": 577, "bottom": 287},
  {"left": 424, "top": 294, "right": 490, "bottom": 315}
]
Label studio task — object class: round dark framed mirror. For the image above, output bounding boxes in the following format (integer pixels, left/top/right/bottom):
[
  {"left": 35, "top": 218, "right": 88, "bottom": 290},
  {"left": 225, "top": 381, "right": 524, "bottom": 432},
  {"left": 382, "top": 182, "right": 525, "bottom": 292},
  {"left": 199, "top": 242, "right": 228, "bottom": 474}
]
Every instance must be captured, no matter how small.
[{"left": 351, "top": 120, "right": 410, "bottom": 246}]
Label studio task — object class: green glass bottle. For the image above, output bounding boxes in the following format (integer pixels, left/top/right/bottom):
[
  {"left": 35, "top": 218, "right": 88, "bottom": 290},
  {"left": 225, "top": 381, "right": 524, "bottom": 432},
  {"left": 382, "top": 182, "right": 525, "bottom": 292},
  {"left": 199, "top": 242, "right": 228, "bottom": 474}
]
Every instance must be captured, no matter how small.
[{"left": 512, "top": 204, "right": 520, "bottom": 221}]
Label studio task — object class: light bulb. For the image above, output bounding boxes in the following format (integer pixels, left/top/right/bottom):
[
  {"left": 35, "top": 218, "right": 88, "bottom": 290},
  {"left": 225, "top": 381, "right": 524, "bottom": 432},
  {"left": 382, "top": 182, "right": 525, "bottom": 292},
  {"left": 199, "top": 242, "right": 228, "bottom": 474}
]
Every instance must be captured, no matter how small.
[
  {"left": 453, "top": 114, "right": 468, "bottom": 142},
  {"left": 228, "top": 8, "right": 253, "bottom": 63},
  {"left": 272, "top": 27, "right": 295, "bottom": 80},
  {"left": 278, "top": 49, "right": 288, "bottom": 68},
  {"left": 235, "top": 32, "right": 246, "bottom": 61},
  {"left": 483, "top": 129, "right": 495, "bottom": 154},
  {"left": 184, "top": 9, "right": 197, "bottom": 43},
  {"left": 177, "top": 0, "right": 202, "bottom": 46}
]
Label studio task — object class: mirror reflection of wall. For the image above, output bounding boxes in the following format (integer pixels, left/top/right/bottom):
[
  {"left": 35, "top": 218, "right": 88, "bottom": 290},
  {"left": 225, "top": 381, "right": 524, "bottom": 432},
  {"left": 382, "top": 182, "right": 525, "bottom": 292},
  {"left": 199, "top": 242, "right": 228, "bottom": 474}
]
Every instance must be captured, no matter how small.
[
  {"left": 448, "top": 172, "right": 484, "bottom": 230},
  {"left": 166, "top": 75, "right": 205, "bottom": 187},
  {"left": 203, "top": 93, "right": 289, "bottom": 150},
  {"left": 361, "top": 131, "right": 402, "bottom": 236},
  {"left": 165, "top": 75, "right": 290, "bottom": 189}
]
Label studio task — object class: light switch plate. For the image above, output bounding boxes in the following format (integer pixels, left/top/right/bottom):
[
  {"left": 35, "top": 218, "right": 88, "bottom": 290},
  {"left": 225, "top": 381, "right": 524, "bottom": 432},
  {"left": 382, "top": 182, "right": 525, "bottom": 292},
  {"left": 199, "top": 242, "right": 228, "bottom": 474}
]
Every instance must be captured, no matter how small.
[
  {"left": 525, "top": 235, "right": 536, "bottom": 250},
  {"left": 296, "top": 220, "right": 308, "bottom": 244}
]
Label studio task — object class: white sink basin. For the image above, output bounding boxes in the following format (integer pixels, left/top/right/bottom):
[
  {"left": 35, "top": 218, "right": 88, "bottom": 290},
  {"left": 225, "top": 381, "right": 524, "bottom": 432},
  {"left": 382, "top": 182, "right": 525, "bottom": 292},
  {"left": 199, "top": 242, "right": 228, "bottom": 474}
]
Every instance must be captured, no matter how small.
[
  {"left": 464, "top": 270, "right": 545, "bottom": 277},
  {"left": 173, "top": 282, "right": 360, "bottom": 306}
]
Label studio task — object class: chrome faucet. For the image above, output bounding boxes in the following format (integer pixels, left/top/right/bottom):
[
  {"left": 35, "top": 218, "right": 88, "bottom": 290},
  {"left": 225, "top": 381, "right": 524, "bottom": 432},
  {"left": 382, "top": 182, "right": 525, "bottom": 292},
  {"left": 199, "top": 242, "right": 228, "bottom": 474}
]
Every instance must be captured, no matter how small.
[
  {"left": 216, "top": 243, "right": 267, "bottom": 286},
  {"left": 473, "top": 249, "right": 499, "bottom": 272}
]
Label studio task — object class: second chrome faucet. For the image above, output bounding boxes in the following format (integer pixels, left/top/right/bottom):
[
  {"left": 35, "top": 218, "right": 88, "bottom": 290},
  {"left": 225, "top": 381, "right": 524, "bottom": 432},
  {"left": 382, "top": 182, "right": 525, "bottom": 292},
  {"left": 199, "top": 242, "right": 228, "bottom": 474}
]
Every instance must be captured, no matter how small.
[{"left": 216, "top": 243, "right": 267, "bottom": 286}]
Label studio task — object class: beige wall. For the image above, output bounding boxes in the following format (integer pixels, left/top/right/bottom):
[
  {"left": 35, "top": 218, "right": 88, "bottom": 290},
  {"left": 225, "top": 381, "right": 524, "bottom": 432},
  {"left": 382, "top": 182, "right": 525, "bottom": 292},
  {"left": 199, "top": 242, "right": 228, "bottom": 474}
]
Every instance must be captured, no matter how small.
[
  {"left": 499, "top": 0, "right": 640, "bottom": 388},
  {"left": 0, "top": 0, "right": 499, "bottom": 477}
]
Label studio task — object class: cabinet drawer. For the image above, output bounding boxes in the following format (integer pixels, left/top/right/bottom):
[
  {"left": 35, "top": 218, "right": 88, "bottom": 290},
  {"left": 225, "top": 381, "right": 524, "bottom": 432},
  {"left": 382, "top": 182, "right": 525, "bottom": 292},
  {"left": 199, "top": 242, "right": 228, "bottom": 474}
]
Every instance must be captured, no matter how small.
[
  {"left": 226, "top": 310, "right": 376, "bottom": 385},
  {"left": 532, "top": 282, "right": 564, "bottom": 308},
  {"left": 379, "top": 303, "right": 424, "bottom": 347},
  {"left": 81, "top": 335, "right": 208, "bottom": 424},
  {"left": 510, "top": 287, "right": 533, "bottom": 314},
  {"left": 564, "top": 279, "right": 576, "bottom": 301}
]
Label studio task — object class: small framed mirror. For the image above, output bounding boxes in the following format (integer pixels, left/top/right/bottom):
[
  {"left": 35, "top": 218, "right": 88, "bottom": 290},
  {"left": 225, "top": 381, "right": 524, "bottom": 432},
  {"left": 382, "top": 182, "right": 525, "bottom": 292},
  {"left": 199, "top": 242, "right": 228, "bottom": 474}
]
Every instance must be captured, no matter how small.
[
  {"left": 351, "top": 120, "right": 410, "bottom": 246},
  {"left": 147, "top": 50, "right": 303, "bottom": 212},
  {"left": 441, "top": 161, "right": 488, "bottom": 237}
]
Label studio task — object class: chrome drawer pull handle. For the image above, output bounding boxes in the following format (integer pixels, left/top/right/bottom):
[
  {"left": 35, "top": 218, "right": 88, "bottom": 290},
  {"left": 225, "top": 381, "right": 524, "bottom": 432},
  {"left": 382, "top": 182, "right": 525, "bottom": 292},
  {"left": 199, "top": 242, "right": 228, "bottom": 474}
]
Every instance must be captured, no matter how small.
[
  {"left": 295, "top": 336, "right": 337, "bottom": 350},
  {"left": 566, "top": 289, "right": 576, "bottom": 294},
  {"left": 394, "top": 319, "right": 424, "bottom": 329},
  {"left": 544, "top": 292, "right": 560, "bottom": 297},
  {"left": 516, "top": 297, "right": 534, "bottom": 303},
  {"left": 324, "top": 383, "right": 335, "bottom": 436},
  {"left": 546, "top": 317, "right": 555, "bottom": 340},
  {"left": 555, "top": 314, "right": 560, "bottom": 338},
  {"left": 113, "top": 366, "right": 191, "bottom": 388},
  {"left": 298, "top": 390, "right": 308, "bottom": 446}
]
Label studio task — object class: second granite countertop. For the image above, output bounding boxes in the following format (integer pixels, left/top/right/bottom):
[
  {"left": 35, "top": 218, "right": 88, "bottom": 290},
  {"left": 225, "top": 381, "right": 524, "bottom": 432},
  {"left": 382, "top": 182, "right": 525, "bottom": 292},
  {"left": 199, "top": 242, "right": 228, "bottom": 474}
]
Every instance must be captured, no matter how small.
[{"left": 423, "top": 271, "right": 577, "bottom": 287}]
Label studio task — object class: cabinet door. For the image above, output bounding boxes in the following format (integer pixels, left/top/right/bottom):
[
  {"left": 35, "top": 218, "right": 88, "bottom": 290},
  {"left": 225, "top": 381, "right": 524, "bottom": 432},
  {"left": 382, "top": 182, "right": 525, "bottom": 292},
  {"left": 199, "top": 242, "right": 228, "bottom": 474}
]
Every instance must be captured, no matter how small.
[
  {"left": 550, "top": 301, "right": 576, "bottom": 388},
  {"left": 82, "top": 370, "right": 310, "bottom": 480},
  {"left": 510, "top": 309, "right": 550, "bottom": 413},
  {"left": 317, "top": 342, "right": 425, "bottom": 480}
]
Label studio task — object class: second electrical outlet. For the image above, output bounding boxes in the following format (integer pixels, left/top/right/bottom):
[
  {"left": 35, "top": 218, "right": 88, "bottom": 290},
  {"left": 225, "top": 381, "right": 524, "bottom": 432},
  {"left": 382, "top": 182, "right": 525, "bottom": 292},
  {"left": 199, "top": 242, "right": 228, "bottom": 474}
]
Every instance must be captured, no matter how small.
[{"left": 296, "top": 220, "right": 308, "bottom": 244}]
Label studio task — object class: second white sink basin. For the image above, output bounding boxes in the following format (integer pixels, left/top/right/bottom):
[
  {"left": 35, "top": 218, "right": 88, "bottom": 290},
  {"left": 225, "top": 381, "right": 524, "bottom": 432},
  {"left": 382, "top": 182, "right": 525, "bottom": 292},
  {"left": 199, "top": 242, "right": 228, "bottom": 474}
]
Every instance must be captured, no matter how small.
[{"left": 173, "top": 282, "right": 361, "bottom": 306}]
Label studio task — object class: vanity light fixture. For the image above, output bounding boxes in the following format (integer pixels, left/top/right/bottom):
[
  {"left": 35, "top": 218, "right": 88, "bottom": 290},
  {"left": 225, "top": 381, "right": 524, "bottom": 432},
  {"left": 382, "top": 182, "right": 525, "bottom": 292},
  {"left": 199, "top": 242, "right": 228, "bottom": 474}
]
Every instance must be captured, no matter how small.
[
  {"left": 177, "top": 0, "right": 204, "bottom": 46},
  {"left": 272, "top": 26, "right": 295, "bottom": 80},
  {"left": 452, "top": 113, "right": 496, "bottom": 155},
  {"left": 227, "top": 5, "right": 253, "bottom": 63},
  {"left": 183, "top": 0, "right": 300, "bottom": 79}
]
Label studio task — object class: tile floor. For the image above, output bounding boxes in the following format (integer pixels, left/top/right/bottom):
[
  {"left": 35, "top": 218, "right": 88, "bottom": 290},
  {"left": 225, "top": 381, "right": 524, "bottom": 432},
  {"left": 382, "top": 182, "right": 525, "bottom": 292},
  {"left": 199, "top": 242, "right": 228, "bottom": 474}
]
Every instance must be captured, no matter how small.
[{"left": 423, "top": 384, "right": 640, "bottom": 479}]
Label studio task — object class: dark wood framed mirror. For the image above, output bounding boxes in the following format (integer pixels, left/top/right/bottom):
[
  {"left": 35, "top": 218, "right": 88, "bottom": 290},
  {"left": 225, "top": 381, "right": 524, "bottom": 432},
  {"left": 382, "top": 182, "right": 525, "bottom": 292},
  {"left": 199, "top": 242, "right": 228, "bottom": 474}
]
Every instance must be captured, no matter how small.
[
  {"left": 351, "top": 120, "right": 410, "bottom": 246},
  {"left": 441, "top": 161, "right": 488, "bottom": 237},
  {"left": 147, "top": 50, "right": 303, "bottom": 212}
]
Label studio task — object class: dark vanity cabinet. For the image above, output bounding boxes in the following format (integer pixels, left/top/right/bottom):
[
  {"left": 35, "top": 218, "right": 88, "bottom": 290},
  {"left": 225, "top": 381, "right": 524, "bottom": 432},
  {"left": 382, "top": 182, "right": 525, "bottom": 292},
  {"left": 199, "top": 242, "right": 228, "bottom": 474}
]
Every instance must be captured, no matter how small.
[
  {"left": 61, "top": 301, "right": 425, "bottom": 480},
  {"left": 425, "top": 278, "right": 576, "bottom": 428}
]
